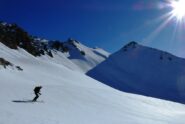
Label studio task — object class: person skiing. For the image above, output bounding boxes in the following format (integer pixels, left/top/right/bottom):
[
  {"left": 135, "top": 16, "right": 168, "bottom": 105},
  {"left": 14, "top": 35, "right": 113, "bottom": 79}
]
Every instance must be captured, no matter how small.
[{"left": 32, "top": 86, "right": 42, "bottom": 102}]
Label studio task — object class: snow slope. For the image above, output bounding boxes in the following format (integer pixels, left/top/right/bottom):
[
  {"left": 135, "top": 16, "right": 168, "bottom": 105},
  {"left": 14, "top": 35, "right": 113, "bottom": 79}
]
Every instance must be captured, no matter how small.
[
  {"left": 87, "top": 42, "right": 185, "bottom": 104},
  {"left": 33, "top": 38, "right": 110, "bottom": 73},
  {"left": 1, "top": 43, "right": 185, "bottom": 124},
  {"left": 0, "top": 21, "right": 110, "bottom": 73},
  {"left": 63, "top": 40, "right": 110, "bottom": 72}
]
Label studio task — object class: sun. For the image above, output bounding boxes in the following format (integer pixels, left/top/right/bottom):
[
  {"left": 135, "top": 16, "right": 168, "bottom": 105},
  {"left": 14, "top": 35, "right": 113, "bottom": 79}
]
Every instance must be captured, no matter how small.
[
  {"left": 140, "top": 0, "right": 185, "bottom": 45},
  {"left": 170, "top": 0, "right": 185, "bottom": 20}
]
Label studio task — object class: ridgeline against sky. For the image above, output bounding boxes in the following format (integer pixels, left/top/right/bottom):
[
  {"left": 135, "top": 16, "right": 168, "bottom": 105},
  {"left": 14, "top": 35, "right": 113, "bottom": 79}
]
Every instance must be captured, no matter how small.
[{"left": 0, "top": 0, "right": 185, "bottom": 57}]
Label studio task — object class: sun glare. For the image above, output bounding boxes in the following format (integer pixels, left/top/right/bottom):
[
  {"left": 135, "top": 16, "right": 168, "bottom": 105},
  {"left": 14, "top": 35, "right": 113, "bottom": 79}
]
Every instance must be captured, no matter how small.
[
  {"left": 171, "top": 0, "right": 185, "bottom": 20},
  {"left": 142, "top": 0, "right": 185, "bottom": 46}
]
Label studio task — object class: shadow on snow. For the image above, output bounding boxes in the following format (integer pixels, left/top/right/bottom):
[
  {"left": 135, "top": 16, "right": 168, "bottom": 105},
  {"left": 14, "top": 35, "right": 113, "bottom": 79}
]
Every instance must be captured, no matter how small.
[
  {"left": 12, "top": 100, "right": 34, "bottom": 103},
  {"left": 12, "top": 100, "right": 44, "bottom": 103}
]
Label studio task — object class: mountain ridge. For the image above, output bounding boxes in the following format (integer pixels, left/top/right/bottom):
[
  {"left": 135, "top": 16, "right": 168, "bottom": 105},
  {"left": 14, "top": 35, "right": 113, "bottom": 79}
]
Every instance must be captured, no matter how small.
[
  {"left": 87, "top": 41, "right": 185, "bottom": 104},
  {"left": 1, "top": 38, "right": 185, "bottom": 124},
  {"left": 0, "top": 21, "right": 110, "bottom": 72}
]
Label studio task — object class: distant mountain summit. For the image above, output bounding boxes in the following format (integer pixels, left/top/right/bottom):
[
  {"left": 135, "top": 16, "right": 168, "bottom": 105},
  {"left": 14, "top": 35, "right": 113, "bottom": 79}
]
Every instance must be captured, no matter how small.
[
  {"left": 61, "top": 38, "right": 110, "bottom": 72},
  {"left": 0, "top": 21, "right": 109, "bottom": 72},
  {"left": 87, "top": 41, "right": 185, "bottom": 104}
]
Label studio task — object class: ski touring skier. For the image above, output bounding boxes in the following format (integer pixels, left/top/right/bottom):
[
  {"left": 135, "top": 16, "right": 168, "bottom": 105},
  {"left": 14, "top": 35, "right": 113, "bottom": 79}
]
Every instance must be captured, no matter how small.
[{"left": 32, "top": 86, "right": 42, "bottom": 102}]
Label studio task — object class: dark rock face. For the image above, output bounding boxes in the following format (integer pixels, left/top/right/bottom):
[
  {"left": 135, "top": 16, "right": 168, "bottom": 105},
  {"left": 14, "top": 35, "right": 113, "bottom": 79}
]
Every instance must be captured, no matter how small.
[
  {"left": 0, "top": 58, "right": 23, "bottom": 71},
  {"left": 80, "top": 51, "right": 86, "bottom": 56},
  {"left": 49, "top": 40, "right": 69, "bottom": 53},
  {"left": 16, "top": 66, "right": 23, "bottom": 71},
  {"left": 0, "top": 22, "right": 42, "bottom": 56},
  {"left": 0, "top": 22, "right": 86, "bottom": 58},
  {"left": 0, "top": 58, "right": 12, "bottom": 68}
]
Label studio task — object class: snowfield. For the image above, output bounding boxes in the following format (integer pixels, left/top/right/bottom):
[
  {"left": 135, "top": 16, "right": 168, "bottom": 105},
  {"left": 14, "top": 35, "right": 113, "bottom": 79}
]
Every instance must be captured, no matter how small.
[
  {"left": 1, "top": 43, "right": 185, "bottom": 124},
  {"left": 87, "top": 42, "right": 185, "bottom": 104}
]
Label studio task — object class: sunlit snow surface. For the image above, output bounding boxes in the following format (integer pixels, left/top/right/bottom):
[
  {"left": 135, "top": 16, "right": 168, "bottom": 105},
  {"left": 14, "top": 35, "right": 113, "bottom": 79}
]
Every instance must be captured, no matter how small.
[{"left": 0, "top": 43, "right": 185, "bottom": 124}]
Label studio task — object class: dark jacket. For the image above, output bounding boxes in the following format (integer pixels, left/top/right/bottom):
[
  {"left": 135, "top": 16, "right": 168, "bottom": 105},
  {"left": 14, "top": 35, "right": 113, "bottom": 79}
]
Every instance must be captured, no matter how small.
[{"left": 34, "top": 86, "right": 42, "bottom": 94}]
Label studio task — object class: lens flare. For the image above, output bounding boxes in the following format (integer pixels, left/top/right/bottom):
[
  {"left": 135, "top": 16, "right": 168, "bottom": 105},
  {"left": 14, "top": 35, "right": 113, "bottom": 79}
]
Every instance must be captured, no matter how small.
[
  {"left": 170, "top": 0, "right": 185, "bottom": 20},
  {"left": 140, "top": 0, "right": 185, "bottom": 47}
]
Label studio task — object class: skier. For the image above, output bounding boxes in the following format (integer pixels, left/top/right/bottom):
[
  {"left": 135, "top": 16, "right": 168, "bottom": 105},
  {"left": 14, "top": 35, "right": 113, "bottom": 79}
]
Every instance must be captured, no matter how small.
[{"left": 32, "top": 86, "right": 42, "bottom": 102}]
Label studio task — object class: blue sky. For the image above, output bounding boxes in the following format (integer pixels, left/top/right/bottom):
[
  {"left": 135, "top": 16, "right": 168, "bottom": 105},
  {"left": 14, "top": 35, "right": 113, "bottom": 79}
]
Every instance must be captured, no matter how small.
[{"left": 0, "top": 0, "right": 185, "bottom": 57}]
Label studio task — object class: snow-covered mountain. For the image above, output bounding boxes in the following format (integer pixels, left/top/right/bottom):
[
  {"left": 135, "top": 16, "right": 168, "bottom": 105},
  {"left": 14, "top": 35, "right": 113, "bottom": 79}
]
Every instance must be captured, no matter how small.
[
  {"left": 0, "top": 22, "right": 110, "bottom": 72},
  {"left": 62, "top": 39, "right": 110, "bottom": 72},
  {"left": 1, "top": 21, "right": 185, "bottom": 124},
  {"left": 33, "top": 38, "right": 110, "bottom": 72},
  {"left": 87, "top": 41, "right": 185, "bottom": 104},
  {"left": 1, "top": 40, "right": 185, "bottom": 124}
]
